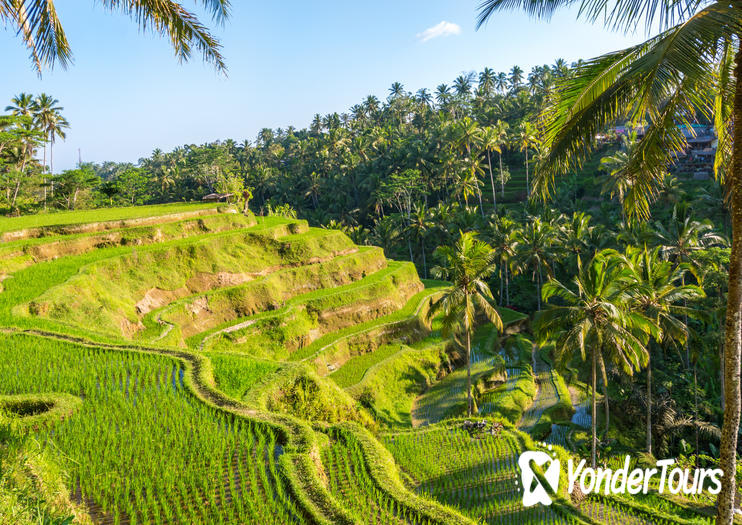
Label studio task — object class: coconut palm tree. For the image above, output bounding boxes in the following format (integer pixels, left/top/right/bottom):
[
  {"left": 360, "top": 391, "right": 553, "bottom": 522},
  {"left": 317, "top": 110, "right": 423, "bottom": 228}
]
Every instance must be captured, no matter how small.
[
  {"left": 481, "top": 127, "right": 503, "bottom": 212},
  {"left": 488, "top": 217, "right": 519, "bottom": 305},
  {"left": 508, "top": 65, "right": 524, "bottom": 91},
  {"left": 429, "top": 231, "right": 503, "bottom": 416},
  {"left": 492, "top": 121, "right": 510, "bottom": 196},
  {"left": 408, "top": 205, "right": 434, "bottom": 278},
  {"left": 5, "top": 93, "right": 35, "bottom": 117},
  {"left": 479, "top": 67, "right": 497, "bottom": 96},
  {"left": 512, "top": 217, "right": 554, "bottom": 310},
  {"left": 536, "top": 251, "right": 656, "bottom": 467},
  {"left": 476, "top": 3, "right": 742, "bottom": 517},
  {"left": 32, "top": 94, "right": 66, "bottom": 174},
  {"left": 599, "top": 131, "right": 655, "bottom": 222},
  {"left": 2, "top": 0, "right": 229, "bottom": 73},
  {"left": 516, "top": 122, "right": 538, "bottom": 196},
  {"left": 620, "top": 246, "right": 704, "bottom": 456}
]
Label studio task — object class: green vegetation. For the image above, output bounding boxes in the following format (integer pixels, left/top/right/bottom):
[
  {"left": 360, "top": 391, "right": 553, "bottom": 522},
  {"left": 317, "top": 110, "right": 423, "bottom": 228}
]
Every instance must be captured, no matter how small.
[
  {"left": 0, "top": 333, "right": 305, "bottom": 525},
  {"left": 0, "top": 202, "right": 224, "bottom": 237}
]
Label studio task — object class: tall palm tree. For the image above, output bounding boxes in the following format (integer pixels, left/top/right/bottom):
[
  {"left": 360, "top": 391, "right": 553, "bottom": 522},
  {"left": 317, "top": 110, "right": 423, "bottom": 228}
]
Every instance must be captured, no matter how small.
[
  {"left": 408, "top": 205, "right": 434, "bottom": 278},
  {"left": 481, "top": 126, "right": 502, "bottom": 212},
  {"left": 512, "top": 217, "right": 554, "bottom": 310},
  {"left": 2, "top": 1, "right": 229, "bottom": 73},
  {"left": 488, "top": 217, "right": 519, "bottom": 305},
  {"left": 5, "top": 93, "right": 35, "bottom": 117},
  {"left": 516, "top": 122, "right": 538, "bottom": 196},
  {"left": 476, "top": 4, "right": 742, "bottom": 518},
  {"left": 453, "top": 73, "right": 474, "bottom": 97},
  {"left": 495, "top": 72, "right": 508, "bottom": 93},
  {"left": 536, "top": 251, "right": 655, "bottom": 467},
  {"left": 508, "top": 65, "right": 524, "bottom": 91},
  {"left": 429, "top": 232, "right": 503, "bottom": 416},
  {"left": 599, "top": 131, "right": 653, "bottom": 222},
  {"left": 620, "top": 246, "right": 704, "bottom": 457},
  {"left": 33, "top": 93, "right": 67, "bottom": 174},
  {"left": 479, "top": 67, "right": 497, "bottom": 96},
  {"left": 388, "top": 82, "right": 405, "bottom": 99}
]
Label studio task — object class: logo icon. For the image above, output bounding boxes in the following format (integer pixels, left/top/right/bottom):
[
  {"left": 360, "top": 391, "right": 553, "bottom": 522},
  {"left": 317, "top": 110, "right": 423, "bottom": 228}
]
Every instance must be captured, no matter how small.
[{"left": 518, "top": 450, "right": 561, "bottom": 507}]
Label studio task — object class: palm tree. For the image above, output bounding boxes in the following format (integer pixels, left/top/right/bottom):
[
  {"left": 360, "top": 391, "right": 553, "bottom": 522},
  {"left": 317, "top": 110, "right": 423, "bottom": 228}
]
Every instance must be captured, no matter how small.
[
  {"left": 508, "top": 65, "right": 524, "bottom": 91},
  {"left": 388, "top": 82, "right": 405, "bottom": 99},
  {"left": 5, "top": 93, "right": 35, "bottom": 117},
  {"left": 512, "top": 217, "right": 554, "bottom": 310},
  {"left": 559, "top": 212, "right": 595, "bottom": 273},
  {"left": 33, "top": 93, "right": 68, "bottom": 174},
  {"left": 435, "top": 84, "right": 452, "bottom": 107},
  {"left": 453, "top": 74, "right": 474, "bottom": 97},
  {"left": 655, "top": 204, "right": 727, "bottom": 269},
  {"left": 599, "top": 131, "right": 654, "bottom": 222},
  {"left": 481, "top": 126, "right": 503, "bottom": 212},
  {"left": 620, "top": 247, "right": 704, "bottom": 457},
  {"left": 488, "top": 217, "right": 519, "bottom": 305},
  {"left": 476, "top": 4, "right": 742, "bottom": 517},
  {"left": 536, "top": 251, "right": 655, "bottom": 467},
  {"left": 429, "top": 232, "right": 503, "bottom": 416},
  {"left": 2, "top": 1, "right": 229, "bottom": 73},
  {"left": 516, "top": 122, "right": 538, "bottom": 196},
  {"left": 479, "top": 67, "right": 497, "bottom": 96},
  {"left": 493, "top": 121, "right": 510, "bottom": 196},
  {"left": 408, "top": 205, "right": 434, "bottom": 278},
  {"left": 495, "top": 72, "right": 508, "bottom": 93}
]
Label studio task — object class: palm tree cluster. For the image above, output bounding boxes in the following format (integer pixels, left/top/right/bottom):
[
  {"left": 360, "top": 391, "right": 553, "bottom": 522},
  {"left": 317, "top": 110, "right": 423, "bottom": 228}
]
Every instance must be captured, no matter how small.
[
  {"left": 0, "top": 93, "right": 69, "bottom": 212},
  {"left": 477, "top": 0, "right": 741, "bottom": 518}
]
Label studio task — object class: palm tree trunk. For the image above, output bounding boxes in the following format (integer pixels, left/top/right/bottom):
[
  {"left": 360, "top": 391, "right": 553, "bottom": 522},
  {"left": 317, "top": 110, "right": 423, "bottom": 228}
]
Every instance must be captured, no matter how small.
[
  {"left": 720, "top": 340, "right": 725, "bottom": 414},
  {"left": 647, "top": 352, "right": 652, "bottom": 456},
  {"left": 537, "top": 265, "right": 542, "bottom": 311},
  {"left": 499, "top": 153, "right": 505, "bottom": 197},
  {"left": 466, "top": 328, "right": 473, "bottom": 417},
  {"left": 592, "top": 348, "right": 597, "bottom": 469},
  {"left": 525, "top": 150, "right": 529, "bottom": 197},
  {"left": 487, "top": 150, "right": 497, "bottom": 213},
  {"left": 604, "top": 377, "right": 609, "bottom": 436},
  {"left": 499, "top": 267, "right": 504, "bottom": 306},
  {"left": 477, "top": 188, "right": 485, "bottom": 218},
  {"left": 505, "top": 265, "right": 510, "bottom": 305},
  {"left": 717, "top": 44, "right": 742, "bottom": 525}
]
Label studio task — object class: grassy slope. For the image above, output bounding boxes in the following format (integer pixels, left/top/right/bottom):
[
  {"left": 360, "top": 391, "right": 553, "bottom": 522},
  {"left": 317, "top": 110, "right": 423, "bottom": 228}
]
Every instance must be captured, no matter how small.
[
  {"left": 25, "top": 222, "right": 355, "bottom": 338},
  {"left": 0, "top": 202, "right": 221, "bottom": 234}
]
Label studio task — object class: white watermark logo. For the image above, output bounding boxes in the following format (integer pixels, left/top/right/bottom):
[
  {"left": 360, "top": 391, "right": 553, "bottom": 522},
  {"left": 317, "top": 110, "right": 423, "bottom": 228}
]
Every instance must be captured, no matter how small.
[
  {"left": 518, "top": 447, "right": 724, "bottom": 507},
  {"left": 519, "top": 449, "right": 561, "bottom": 506}
]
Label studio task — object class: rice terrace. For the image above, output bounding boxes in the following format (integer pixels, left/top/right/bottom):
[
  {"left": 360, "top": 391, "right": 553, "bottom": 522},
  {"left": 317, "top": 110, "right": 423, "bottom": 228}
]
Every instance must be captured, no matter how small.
[{"left": 3, "top": 1, "right": 742, "bottom": 524}]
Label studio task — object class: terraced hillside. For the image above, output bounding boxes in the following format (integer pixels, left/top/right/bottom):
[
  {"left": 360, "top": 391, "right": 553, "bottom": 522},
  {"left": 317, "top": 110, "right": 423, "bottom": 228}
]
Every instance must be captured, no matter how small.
[{"left": 0, "top": 203, "right": 719, "bottom": 525}]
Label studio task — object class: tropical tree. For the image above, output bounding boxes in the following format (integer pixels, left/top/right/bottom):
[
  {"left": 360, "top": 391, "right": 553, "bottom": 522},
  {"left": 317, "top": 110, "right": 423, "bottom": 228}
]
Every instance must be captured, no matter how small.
[
  {"left": 536, "top": 251, "right": 655, "bottom": 467},
  {"left": 620, "top": 246, "right": 704, "bottom": 456},
  {"left": 599, "top": 131, "right": 652, "bottom": 222},
  {"left": 516, "top": 122, "right": 538, "bottom": 196},
  {"left": 488, "top": 217, "right": 519, "bottom": 305},
  {"left": 5, "top": 94, "right": 35, "bottom": 117},
  {"left": 508, "top": 65, "right": 524, "bottom": 91},
  {"left": 408, "top": 205, "right": 434, "bottom": 278},
  {"left": 481, "top": 126, "right": 503, "bottom": 211},
  {"left": 429, "top": 232, "right": 503, "bottom": 416},
  {"left": 512, "top": 217, "right": 554, "bottom": 310},
  {"left": 476, "top": 3, "right": 742, "bottom": 519},
  {"left": 2, "top": 0, "right": 230, "bottom": 72}
]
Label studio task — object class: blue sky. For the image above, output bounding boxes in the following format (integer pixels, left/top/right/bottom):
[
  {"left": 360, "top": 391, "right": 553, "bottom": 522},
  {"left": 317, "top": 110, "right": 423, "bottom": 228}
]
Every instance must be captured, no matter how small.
[{"left": 3, "top": 1, "right": 647, "bottom": 171}]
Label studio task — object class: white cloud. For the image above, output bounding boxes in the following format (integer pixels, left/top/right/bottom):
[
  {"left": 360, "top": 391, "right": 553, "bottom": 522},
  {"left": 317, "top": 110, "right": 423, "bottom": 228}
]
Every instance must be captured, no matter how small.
[{"left": 416, "top": 21, "right": 461, "bottom": 43}]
